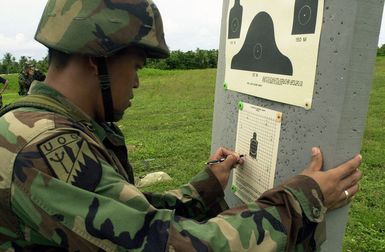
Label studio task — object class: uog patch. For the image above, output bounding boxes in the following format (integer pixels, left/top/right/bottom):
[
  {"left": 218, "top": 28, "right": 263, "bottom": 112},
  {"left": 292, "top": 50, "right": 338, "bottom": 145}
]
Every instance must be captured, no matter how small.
[{"left": 38, "top": 133, "right": 102, "bottom": 191}]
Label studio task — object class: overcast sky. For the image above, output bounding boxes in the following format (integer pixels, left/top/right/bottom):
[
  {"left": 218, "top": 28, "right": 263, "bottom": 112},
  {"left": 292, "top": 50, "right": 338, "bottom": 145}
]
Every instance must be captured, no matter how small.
[{"left": 1, "top": 0, "right": 384, "bottom": 60}]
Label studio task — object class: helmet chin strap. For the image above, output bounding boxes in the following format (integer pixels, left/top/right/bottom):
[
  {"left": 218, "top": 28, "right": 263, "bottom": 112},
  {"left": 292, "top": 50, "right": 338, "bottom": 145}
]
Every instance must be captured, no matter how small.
[{"left": 96, "top": 58, "right": 114, "bottom": 122}]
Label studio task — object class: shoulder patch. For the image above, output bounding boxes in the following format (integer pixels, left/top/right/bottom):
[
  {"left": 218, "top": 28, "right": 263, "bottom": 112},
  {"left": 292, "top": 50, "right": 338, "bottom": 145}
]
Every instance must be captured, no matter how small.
[{"left": 38, "top": 133, "right": 102, "bottom": 191}]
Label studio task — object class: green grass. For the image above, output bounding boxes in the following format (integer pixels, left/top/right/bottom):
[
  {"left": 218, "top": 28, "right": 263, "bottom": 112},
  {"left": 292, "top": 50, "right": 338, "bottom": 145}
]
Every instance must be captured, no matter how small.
[
  {"left": 1, "top": 60, "right": 384, "bottom": 250},
  {"left": 121, "top": 68, "right": 217, "bottom": 192},
  {"left": 0, "top": 73, "right": 19, "bottom": 103},
  {"left": 342, "top": 57, "right": 385, "bottom": 252}
]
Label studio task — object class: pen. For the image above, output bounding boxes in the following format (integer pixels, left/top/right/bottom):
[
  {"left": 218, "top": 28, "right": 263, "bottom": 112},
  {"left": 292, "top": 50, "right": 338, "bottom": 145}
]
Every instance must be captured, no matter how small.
[{"left": 206, "top": 154, "right": 245, "bottom": 165}]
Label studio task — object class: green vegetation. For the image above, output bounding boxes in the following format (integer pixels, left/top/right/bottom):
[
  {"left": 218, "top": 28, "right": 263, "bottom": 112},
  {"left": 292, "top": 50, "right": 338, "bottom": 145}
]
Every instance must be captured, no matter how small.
[
  {"left": 1, "top": 58, "right": 384, "bottom": 250},
  {"left": 0, "top": 49, "right": 218, "bottom": 74},
  {"left": 342, "top": 57, "right": 385, "bottom": 252},
  {"left": 122, "top": 68, "right": 217, "bottom": 192},
  {"left": 0, "top": 53, "right": 48, "bottom": 74},
  {"left": 377, "top": 44, "right": 385, "bottom": 57}
]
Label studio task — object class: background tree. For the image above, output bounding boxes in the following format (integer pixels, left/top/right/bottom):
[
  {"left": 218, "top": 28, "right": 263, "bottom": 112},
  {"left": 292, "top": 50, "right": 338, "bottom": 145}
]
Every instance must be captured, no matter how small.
[
  {"left": 0, "top": 53, "right": 49, "bottom": 74},
  {"left": 377, "top": 44, "right": 385, "bottom": 56},
  {"left": 146, "top": 49, "right": 219, "bottom": 70},
  {"left": 1, "top": 53, "right": 18, "bottom": 74}
]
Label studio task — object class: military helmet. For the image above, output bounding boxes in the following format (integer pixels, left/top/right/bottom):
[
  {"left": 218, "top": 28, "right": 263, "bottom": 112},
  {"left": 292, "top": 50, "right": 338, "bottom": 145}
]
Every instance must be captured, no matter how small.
[
  {"left": 23, "top": 62, "right": 33, "bottom": 70},
  {"left": 35, "top": 0, "right": 170, "bottom": 59}
]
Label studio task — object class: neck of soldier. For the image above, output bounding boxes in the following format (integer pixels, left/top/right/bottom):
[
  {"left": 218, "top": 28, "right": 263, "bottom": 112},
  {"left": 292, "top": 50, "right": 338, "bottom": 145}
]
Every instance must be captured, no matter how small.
[{"left": 44, "top": 56, "right": 104, "bottom": 121}]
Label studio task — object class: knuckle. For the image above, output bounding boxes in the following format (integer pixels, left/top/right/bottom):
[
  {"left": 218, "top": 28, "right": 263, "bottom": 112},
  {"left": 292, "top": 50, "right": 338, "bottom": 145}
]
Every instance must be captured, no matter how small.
[{"left": 227, "top": 154, "right": 237, "bottom": 162}]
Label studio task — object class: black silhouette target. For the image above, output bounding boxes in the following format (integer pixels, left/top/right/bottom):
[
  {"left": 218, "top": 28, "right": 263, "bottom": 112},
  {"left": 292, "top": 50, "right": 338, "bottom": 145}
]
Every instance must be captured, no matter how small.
[
  {"left": 292, "top": 0, "right": 318, "bottom": 34},
  {"left": 231, "top": 12, "right": 293, "bottom": 76},
  {"left": 228, "top": 0, "right": 243, "bottom": 39}
]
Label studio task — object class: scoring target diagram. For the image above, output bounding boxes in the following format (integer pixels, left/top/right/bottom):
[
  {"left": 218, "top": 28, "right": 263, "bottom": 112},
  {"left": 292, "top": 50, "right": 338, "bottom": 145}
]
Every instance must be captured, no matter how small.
[
  {"left": 232, "top": 102, "right": 283, "bottom": 202},
  {"left": 225, "top": 0, "right": 324, "bottom": 109},
  {"left": 231, "top": 11, "right": 293, "bottom": 75}
]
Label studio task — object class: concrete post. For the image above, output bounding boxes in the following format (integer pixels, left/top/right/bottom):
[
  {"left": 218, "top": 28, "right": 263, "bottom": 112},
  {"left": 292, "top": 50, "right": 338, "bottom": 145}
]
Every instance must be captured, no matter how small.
[{"left": 211, "top": 0, "right": 384, "bottom": 250}]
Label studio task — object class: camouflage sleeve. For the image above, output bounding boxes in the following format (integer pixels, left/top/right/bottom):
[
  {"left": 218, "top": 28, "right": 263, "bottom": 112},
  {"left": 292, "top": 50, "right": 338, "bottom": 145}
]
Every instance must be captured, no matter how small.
[
  {"left": 168, "top": 175, "right": 326, "bottom": 252},
  {"left": 34, "top": 70, "right": 46, "bottom": 81},
  {"left": 143, "top": 167, "right": 229, "bottom": 221},
  {"left": 11, "top": 128, "right": 326, "bottom": 251},
  {"left": 18, "top": 73, "right": 28, "bottom": 95}
]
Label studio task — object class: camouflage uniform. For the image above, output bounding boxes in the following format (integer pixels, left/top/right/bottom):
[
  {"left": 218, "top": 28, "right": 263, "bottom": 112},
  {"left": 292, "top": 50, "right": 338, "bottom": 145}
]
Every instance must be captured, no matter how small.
[
  {"left": 0, "top": 0, "right": 327, "bottom": 251},
  {"left": 0, "top": 82, "right": 326, "bottom": 251},
  {"left": 18, "top": 68, "right": 46, "bottom": 96}
]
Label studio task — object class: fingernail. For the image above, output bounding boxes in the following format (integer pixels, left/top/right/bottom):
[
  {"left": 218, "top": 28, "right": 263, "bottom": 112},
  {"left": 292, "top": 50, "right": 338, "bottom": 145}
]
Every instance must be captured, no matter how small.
[
  {"left": 357, "top": 154, "right": 362, "bottom": 161},
  {"left": 312, "top": 147, "right": 319, "bottom": 156}
]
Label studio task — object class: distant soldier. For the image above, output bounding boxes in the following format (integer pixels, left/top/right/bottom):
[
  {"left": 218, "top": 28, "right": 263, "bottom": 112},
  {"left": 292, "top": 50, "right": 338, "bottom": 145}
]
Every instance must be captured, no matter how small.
[
  {"left": 18, "top": 64, "right": 46, "bottom": 96},
  {"left": 0, "top": 76, "right": 9, "bottom": 108}
]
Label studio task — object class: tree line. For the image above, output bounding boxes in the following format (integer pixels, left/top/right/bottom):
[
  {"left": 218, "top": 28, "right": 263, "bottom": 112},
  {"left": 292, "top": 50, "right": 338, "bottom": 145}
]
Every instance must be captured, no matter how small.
[
  {"left": 3, "top": 45, "right": 385, "bottom": 74},
  {"left": 0, "top": 53, "right": 48, "bottom": 74},
  {"left": 0, "top": 49, "right": 218, "bottom": 74},
  {"left": 377, "top": 44, "right": 385, "bottom": 56}
]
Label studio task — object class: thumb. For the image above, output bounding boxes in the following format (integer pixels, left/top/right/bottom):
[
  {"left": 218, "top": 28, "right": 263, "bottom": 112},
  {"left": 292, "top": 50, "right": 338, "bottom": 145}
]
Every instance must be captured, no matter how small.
[
  {"left": 306, "top": 147, "right": 323, "bottom": 172},
  {"left": 222, "top": 154, "right": 238, "bottom": 170}
]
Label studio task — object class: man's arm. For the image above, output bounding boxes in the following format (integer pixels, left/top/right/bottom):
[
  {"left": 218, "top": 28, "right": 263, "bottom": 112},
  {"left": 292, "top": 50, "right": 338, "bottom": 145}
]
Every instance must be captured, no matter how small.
[
  {"left": 4, "top": 127, "right": 340, "bottom": 252},
  {"left": 34, "top": 69, "right": 46, "bottom": 81},
  {"left": 143, "top": 167, "right": 229, "bottom": 221},
  {"left": 9, "top": 153, "right": 326, "bottom": 252}
]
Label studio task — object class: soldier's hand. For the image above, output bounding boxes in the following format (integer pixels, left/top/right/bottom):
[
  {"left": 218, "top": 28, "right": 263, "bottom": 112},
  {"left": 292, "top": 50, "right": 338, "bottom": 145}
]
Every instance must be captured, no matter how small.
[
  {"left": 301, "top": 147, "right": 362, "bottom": 210},
  {"left": 208, "top": 147, "right": 244, "bottom": 190}
]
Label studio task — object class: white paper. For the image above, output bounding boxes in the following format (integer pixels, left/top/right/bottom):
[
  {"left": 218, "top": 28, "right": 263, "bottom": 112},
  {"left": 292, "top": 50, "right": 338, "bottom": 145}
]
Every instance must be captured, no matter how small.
[
  {"left": 232, "top": 102, "right": 282, "bottom": 203},
  {"left": 225, "top": 0, "right": 324, "bottom": 109}
]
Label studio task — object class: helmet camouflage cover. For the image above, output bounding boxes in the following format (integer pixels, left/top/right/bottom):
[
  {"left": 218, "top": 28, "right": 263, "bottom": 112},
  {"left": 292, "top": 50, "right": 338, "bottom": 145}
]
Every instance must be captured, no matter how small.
[{"left": 35, "top": 0, "right": 170, "bottom": 59}]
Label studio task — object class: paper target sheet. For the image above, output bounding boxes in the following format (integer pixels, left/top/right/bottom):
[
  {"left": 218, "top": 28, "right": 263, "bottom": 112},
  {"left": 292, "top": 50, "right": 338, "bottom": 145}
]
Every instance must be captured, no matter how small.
[
  {"left": 225, "top": 0, "right": 324, "bottom": 109},
  {"left": 232, "top": 102, "right": 282, "bottom": 203}
]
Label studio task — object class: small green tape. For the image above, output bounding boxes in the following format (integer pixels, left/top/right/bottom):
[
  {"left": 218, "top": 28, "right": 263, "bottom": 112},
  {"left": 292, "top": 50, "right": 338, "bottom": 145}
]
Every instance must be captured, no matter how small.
[
  {"left": 223, "top": 82, "right": 228, "bottom": 90},
  {"left": 238, "top": 101, "right": 244, "bottom": 110},
  {"left": 231, "top": 184, "right": 237, "bottom": 193}
]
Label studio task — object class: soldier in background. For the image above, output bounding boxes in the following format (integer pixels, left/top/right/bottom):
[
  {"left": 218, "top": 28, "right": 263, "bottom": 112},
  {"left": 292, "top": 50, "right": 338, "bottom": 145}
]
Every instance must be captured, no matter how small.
[
  {"left": 0, "top": 0, "right": 362, "bottom": 251},
  {"left": 18, "top": 63, "right": 46, "bottom": 96},
  {"left": 0, "top": 76, "right": 8, "bottom": 108}
]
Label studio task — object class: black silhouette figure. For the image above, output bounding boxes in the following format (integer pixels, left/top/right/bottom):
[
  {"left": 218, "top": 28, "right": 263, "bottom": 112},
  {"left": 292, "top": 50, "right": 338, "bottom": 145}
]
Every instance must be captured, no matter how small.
[
  {"left": 231, "top": 12, "right": 293, "bottom": 75},
  {"left": 249, "top": 132, "right": 258, "bottom": 159},
  {"left": 291, "top": 0, "right": 318, "bottom": 35},
  {"left": 228, "top": 0, "right": 243, "bottom": 39}
]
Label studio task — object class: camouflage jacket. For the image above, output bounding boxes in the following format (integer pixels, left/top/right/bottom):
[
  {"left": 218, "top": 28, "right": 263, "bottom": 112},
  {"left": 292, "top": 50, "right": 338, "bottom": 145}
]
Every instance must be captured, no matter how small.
[
  {"left": 0, "top": 82, "right": 326, "bottom": 251},
  {"left": 18, "top": 70, "right": 46, "bottom": 96}
]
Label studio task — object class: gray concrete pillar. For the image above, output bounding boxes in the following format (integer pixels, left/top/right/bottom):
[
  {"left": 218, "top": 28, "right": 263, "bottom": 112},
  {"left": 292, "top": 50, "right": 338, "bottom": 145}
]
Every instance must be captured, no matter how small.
[{"left": 211, "top": 0, "right": 384, "bottom": 250}]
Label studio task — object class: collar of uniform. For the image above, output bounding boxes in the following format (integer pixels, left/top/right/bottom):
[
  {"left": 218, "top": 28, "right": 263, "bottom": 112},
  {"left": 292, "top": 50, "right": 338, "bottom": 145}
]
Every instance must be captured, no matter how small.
[
  {"left": 100, "top": 122, "right": 126, "bottom": 147},
  {"left": 30, "top": 81, "right": 108, "bottom": 142}
]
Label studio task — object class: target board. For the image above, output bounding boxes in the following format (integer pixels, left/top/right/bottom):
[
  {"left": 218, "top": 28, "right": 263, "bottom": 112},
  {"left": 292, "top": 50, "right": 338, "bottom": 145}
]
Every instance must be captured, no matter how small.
[{"left": 225, "top": 0, "right": 324, "bottom": 109}]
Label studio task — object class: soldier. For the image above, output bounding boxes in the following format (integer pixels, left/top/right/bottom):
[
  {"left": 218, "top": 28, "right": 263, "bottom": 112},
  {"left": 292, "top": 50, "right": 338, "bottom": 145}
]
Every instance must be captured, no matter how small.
[
  {"left": 0, "top": 0, "right": 362, "bottom": 251},
  {"left": 0, "top": 76, "right": 8, "bottom": 108},
  {"left": 18, "top": 63, "right": 46, "bottom": 96}
]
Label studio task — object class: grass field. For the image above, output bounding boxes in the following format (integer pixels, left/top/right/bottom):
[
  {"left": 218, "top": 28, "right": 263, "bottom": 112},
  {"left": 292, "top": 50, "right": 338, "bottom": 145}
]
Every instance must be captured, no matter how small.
[{"left": 1, "top": 58, "right": 384, "bottom": 251}]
